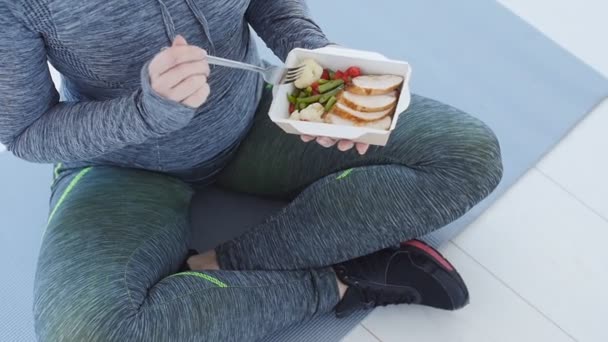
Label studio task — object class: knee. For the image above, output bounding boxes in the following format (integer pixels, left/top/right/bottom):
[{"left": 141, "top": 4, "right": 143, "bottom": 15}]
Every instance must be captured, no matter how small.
[
  {"left": 463, "top": 118, "right": 503, "bottom": 188},
  {"left": 392, "top": 96, "right": 504, "bottom": 195},
  {"left": 438, "top": 117, "right": 504, "bottom": 197}
]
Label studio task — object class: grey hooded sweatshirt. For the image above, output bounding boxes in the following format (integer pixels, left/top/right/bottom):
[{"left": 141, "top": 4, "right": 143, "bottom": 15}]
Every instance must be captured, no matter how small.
[{"left": 0, "top": 0, "right": 329, "bottom": 177}]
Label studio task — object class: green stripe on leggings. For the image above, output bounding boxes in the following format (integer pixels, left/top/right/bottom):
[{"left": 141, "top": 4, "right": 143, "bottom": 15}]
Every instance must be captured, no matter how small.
[
  {"left": 171, "top": 272, "right": 228, "bottom": 288},
  {"left": 336, "top": 168, "right": 353, "bottom": 180},
  {"left": 47, "top": 167, "right": 93, "bottom": 225},
  {"left": 53, "top": 163, "right": 63, "bottom": 180}
]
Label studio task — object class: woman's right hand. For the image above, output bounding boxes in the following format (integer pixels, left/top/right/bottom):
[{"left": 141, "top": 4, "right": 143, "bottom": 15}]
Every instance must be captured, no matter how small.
[{"left": 148, "top": 35, "right": 210, "bottom": 108}]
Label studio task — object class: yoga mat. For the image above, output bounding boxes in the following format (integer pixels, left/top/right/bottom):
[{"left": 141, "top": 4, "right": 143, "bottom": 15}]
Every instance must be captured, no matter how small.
[
  {"left": 1, "top": 1, "right": 607, "bottom": 342},
  {"left": 0, "top": 156, "right": 51, "bottom": 342}
]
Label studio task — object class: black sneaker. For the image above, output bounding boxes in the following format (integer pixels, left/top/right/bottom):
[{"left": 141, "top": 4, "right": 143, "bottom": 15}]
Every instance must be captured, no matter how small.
[{"left": 333, "top": 240, "right": 469, "bottom": 318}]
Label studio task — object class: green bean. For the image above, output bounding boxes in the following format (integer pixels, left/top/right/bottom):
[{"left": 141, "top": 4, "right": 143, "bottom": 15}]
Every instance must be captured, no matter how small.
[
  {"left": 318, "top": 79, "right": 344, "bottom": 94},
  {"left": 305, "top": 86, "right": 313, "bottom": 95},
  {"left": 287, "top": 94, "right": 297, "bottom": 104},
  {"left": 298, "top": 91, "right": 307, "bottom": 98},
  {"left": 318, "top": 79, "right": 329, "bottom": 85},
  {"left": 293, "top": 90, "right": 301, "bottom": 98},
  {"left": 324, "top": 96, "right": 337, "bottom": 112},
  {"left": 296, "top": 94, "right": 321, "bottom": 105},
  {"left": 319, "top": 86, "right": 344, "bottom": 103},
  {"left": 299, "top": 102, "right": 308, "bottom": 110}
]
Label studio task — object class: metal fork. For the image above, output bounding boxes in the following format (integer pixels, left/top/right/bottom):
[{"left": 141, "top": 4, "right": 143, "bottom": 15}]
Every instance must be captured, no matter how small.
[{"left": 207, "top": 56, "right": 305, "bottom": 85}]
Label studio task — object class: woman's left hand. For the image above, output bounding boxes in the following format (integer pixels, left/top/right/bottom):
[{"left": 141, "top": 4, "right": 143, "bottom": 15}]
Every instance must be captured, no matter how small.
[
  {"left": 301, "top": 135, "right": 370, "bottom": 155},
  {"left": 298, "top": 46, "right": 373, "bottom": 155}
]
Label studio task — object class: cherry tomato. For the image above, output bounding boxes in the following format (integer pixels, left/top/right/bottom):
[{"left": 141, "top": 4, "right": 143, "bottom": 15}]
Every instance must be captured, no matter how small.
[
  {"left": 321, "top": 69, "right": 330, "bottom": 80},
  {"left": 311, "top": 82, "right": 320, "bottom": 92},
  {"left": 334, "top": 70, "right": 344, "bottom": 80},
  {"left": 289, "top": 103, "right": 296, "bottom": 113},
  {"left": 346, "top": 66, "right": 361, "bottom": 78}
]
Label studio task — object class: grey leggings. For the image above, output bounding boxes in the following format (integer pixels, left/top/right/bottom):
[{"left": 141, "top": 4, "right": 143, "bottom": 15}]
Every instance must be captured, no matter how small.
[{"left": 34, "top": 93, "right": 503, "bottom": 342}]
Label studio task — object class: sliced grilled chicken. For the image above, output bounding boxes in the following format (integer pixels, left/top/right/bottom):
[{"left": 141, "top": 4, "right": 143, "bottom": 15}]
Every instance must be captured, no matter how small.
[
  {"left": 348, "top": 75, "right": 404, "bottom": 96},
  {"left": 325, "top": 114, "right": 392, "bottom": 130},
  {"left": 340, "top": 91, "right": 397, "bottom": 112},
  {"left": 362, "top": 116, "right": 392, "bottom": 130},
  {"left": 325, "top": 113, "right": 356, "bottom": 126},
  {"left": 332, "top": 102, "right": 395, "bottom": 121}
]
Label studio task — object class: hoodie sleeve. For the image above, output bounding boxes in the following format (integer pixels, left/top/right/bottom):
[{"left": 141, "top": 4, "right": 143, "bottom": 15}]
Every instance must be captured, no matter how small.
[
  {"left": 246, "top": 0, "right": 331, "bottom": 61},
  {"left": 0, "top": 3, "right": 196, "bottom": 164}
]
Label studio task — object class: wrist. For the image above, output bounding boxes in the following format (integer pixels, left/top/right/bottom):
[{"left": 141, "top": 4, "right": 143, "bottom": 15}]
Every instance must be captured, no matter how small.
[{"left": 138, "top": 61, "right": 197, "bottom": 135}]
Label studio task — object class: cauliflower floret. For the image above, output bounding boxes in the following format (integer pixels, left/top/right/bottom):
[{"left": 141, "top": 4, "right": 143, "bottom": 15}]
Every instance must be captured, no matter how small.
[
  {"left": 298, "top": 103, "right": 325, "bottom": 122},
  {"left": 294, "top": 59, "right": 324, "bottom": 89},
  {"left": 289, "top": 110, "right": 302, "bottom": 121}
]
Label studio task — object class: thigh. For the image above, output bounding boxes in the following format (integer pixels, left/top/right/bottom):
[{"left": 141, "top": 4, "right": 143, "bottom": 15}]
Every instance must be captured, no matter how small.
[
  {"left": 35, "top": 168, "right": 339, "bottom": 341},
  {"left": 34, "top": 167, "right": 194, "bottom": 340},
  {"left": 218, "top": 92, "right": 501, "bottom": 198},
  {"left": 214, "top": 93, "right": 503, "bottom": 270}
]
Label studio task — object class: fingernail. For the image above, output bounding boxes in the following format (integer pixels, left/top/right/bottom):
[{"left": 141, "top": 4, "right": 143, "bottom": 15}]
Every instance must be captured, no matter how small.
[
  {"left": 338, "top": 142, "right": 355, "bottom": 151},
  {"left": 357, "top": 145, "right": 370, "bottom": 155},
  {"left": 317, "top": 138, "right": 333, "bottom": 147}
]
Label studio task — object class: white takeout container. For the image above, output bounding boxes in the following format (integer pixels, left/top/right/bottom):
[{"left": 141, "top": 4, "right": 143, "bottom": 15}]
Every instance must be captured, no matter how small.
[{"left": 269, "top": 46, "right": 412, "bottom": 146}]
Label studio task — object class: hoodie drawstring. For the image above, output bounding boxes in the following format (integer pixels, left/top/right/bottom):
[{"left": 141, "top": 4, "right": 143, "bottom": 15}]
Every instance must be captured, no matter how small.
[
  {"left": 184, "top": 0, "right": 216, "bottom": 55},
  {"left": 155, "top": 0, "right": 177, "bottom": 41},
  {"left": 154, "top": 0, "right": 216, "bottom": 55}
]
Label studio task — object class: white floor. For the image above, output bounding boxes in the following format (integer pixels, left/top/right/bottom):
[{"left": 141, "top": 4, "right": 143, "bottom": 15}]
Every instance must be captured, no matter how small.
[{"left": 343, "top": 1, "right": 608, "bottom": 341}]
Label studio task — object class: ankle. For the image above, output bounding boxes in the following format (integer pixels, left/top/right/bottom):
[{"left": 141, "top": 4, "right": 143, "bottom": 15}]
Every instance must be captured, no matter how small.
[
  {"left": 336, "top": 275, "right": 349, "bottom": 300},
  {"left": 187, "top": 250, "right": 220, "bottom": 270}
]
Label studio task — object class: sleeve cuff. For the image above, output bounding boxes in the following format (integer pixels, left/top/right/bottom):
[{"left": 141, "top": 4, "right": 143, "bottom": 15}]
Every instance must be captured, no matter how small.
[{"left": 138, "top": 61, "right": 197, "bottom": 135}]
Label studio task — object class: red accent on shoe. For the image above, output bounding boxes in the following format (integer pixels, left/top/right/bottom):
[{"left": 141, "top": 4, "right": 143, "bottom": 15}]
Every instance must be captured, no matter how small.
[{"left": 402, "top": 240, "right": 455, "bottom": 272}]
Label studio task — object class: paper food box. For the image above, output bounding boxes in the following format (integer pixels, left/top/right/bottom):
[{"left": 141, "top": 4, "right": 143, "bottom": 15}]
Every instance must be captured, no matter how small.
[{"left": 268, "top": 46, "right": 412, "bottom": 146}]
